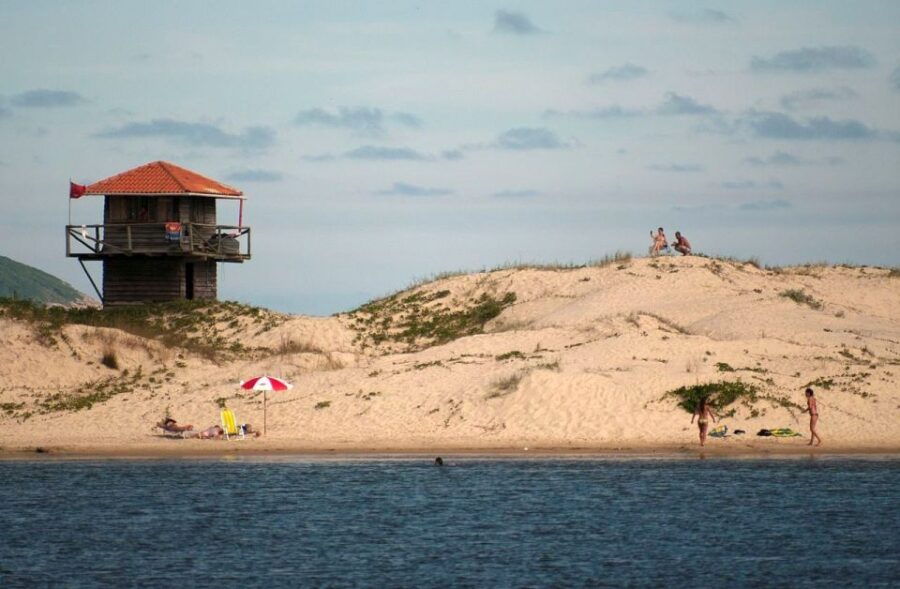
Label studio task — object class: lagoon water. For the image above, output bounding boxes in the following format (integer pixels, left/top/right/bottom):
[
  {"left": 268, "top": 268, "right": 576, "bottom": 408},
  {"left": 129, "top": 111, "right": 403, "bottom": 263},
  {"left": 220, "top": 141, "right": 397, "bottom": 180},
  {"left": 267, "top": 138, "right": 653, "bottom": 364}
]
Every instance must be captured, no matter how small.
[{"left": 1, "top": 457, "right": 898, "bottom": 588}]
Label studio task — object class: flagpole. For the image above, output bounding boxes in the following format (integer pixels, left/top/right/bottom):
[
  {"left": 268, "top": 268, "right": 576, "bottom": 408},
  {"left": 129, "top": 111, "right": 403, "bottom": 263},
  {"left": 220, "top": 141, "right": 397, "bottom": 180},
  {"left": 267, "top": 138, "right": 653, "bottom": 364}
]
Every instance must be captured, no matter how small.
[{"left": 68, "top": 178, "right": 72, "bottom": 226}]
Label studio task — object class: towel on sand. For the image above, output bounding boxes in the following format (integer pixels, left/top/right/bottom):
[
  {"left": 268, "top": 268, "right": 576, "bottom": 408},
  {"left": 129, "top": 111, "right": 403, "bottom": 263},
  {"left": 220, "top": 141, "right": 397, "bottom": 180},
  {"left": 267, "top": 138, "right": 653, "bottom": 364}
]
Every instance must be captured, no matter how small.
[
  {"left": 709, "top": 425, "right": 728, "bottom": 438},
  {"left": 757, "top": 428, "right": 802, "bottom": 437}
]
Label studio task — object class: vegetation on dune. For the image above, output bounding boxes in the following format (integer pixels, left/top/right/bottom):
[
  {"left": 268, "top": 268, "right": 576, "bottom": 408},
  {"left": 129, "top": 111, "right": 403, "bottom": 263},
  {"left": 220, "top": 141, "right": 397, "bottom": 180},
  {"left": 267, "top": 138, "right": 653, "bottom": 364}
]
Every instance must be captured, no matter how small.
[
  {"left": 485, "top": 372, "right": 525, "bottom": 399},
  {"left": 0, "top": 298, "right": 284, "bottom": 359},
  {"left": 348, "top": 289, "right": 517, "bottom": 350},
  {"left": 779, "top": 288, "right": 823, "bottom": 310},
  {"left": 348, "top": 252, "right": 636, "bottom": 351},
  {"left": 403, "top": 251, "right": 633, "bottom": 291},
  {"left": 38, "top": 368, "right": 146, "bottom": 413},
  {"left": 662, "top": 380, "right": 802, "bottom": 419}
]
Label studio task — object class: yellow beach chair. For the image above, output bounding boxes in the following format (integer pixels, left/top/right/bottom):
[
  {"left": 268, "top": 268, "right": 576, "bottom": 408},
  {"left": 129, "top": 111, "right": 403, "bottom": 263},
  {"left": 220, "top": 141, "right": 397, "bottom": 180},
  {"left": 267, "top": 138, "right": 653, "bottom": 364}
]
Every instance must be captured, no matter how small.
[{"left": 220, "top": 408, "right": 245, "bottom": 440}]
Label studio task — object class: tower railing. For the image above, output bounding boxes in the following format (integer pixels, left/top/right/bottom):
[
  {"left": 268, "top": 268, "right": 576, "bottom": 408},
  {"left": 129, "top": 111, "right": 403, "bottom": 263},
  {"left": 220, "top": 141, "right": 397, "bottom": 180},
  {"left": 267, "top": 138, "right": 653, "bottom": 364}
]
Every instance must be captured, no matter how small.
[{"left": 65, "top": 223, "right": 251, "bottom": 261}]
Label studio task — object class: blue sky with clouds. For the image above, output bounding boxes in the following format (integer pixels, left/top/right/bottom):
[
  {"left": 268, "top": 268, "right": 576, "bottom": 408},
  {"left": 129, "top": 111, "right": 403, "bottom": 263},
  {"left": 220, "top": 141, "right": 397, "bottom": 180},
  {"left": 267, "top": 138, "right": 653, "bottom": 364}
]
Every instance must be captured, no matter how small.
[{"left": 1, "top": 1, "right": 898, "bottom": 314}]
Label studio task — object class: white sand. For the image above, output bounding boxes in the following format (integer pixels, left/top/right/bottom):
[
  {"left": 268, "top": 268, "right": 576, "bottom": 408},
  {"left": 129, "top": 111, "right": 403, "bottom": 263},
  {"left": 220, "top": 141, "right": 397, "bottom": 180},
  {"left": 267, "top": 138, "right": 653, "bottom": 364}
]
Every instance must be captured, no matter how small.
[{"left": 1, "top": 256, "right": 898, "bottom": 456}]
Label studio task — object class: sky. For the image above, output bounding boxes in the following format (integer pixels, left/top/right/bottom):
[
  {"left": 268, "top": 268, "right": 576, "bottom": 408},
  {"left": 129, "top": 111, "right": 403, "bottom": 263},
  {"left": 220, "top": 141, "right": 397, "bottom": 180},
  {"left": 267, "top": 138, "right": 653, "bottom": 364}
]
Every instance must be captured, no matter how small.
[{"left": 1, "top": 1, "right": 898, "bottom": 315}]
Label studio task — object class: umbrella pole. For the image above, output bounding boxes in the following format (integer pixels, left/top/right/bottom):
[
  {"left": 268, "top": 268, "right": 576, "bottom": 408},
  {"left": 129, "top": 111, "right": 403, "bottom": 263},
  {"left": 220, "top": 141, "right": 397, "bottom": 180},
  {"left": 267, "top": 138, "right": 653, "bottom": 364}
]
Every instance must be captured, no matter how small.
[{"left": 264, "top": 391, "right": 267, "bottom": 435}]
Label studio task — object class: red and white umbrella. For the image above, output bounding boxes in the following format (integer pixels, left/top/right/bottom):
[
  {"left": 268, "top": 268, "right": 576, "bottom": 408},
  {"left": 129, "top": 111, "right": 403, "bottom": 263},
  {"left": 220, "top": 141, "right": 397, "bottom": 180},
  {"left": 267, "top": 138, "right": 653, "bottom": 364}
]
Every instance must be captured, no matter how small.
[
  {"left": 240, "top": 376, "right": 292, "bottom": 392},
  {"left": 240, "top": 375, "right": 293, "bottom": 434}
]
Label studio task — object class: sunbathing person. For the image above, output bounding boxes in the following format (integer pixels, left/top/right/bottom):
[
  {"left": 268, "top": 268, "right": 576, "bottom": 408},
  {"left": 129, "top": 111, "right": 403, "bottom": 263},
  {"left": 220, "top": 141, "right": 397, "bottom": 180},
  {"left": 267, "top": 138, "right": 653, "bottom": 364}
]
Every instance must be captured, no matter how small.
[
  {"left": 183, "top": 425, "right": 225, "bottom": 439},
  {"left": 241, "top": 423, "right": 262, "bottom": 438},
  {"left": 673, "top": 231, "right": 691, "bottom": 256},
  {"left": 690, "top": 396, "right": 719, "bottom": 446},
  {"left": 157, "top": 418, "right": 194, "bottom": 434}
]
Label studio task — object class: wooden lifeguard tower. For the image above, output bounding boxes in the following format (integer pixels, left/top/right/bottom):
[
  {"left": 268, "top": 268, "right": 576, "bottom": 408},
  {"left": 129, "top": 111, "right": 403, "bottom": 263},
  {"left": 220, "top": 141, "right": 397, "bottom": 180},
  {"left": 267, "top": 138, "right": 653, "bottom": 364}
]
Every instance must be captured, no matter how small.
[{"left": 66, "top": 161, "right": 251, "bottom": 306}]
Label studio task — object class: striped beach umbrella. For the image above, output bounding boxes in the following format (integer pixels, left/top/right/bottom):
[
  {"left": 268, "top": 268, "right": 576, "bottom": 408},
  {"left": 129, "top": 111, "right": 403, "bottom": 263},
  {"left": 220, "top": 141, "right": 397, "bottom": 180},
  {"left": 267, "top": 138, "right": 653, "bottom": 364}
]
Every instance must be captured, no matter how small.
[{"left": 240, "top": 376, "right": 293, "bottom": 434}]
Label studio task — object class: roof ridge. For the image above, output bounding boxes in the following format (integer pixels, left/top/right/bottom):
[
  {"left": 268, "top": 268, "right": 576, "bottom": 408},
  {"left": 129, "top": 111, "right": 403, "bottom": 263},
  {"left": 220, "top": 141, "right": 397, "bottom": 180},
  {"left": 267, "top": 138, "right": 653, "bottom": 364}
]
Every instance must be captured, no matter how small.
[{"left": 157, "top": 161, "right": 187, "bottom": 192}]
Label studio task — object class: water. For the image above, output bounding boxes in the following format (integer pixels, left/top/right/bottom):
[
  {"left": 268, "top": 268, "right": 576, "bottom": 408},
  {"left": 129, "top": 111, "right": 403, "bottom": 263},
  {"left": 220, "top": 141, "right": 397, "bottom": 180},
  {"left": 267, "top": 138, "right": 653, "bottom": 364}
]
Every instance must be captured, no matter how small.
[{"left": 1, "top": 456, "right": 898, "bottom": 588}]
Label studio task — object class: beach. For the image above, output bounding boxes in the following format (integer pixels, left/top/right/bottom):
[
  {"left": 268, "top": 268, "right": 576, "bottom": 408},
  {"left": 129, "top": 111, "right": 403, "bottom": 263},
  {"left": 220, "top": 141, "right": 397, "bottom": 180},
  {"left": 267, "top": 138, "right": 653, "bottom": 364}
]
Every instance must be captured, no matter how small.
[{"left": 2, "top": 256, "right": 899, "bottom": 457}]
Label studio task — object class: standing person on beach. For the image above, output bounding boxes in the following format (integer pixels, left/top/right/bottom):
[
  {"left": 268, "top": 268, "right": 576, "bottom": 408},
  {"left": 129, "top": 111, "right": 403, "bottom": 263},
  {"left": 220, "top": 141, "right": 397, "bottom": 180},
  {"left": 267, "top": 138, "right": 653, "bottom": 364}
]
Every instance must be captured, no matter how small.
[
  {"left": 691, "top": 396, "right": 718, "bottom": 446},
  {"left": 801, "top": 388, "right": 822, "bottom": 446}
]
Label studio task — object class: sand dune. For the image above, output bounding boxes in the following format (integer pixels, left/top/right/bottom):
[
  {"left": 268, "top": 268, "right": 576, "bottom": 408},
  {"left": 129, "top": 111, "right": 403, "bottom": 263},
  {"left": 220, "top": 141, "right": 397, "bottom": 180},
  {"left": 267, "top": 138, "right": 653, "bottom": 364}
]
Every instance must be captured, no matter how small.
[{"left": 1, "top": 256, "right": 898, "bottom": 455}]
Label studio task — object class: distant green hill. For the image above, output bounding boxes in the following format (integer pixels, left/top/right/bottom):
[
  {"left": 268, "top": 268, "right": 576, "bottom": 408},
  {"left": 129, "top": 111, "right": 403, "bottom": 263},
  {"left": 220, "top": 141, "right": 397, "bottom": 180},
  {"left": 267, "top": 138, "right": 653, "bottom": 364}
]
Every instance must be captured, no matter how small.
[{"left": 0, "top": 255, "right": 91, "bottom": 306}]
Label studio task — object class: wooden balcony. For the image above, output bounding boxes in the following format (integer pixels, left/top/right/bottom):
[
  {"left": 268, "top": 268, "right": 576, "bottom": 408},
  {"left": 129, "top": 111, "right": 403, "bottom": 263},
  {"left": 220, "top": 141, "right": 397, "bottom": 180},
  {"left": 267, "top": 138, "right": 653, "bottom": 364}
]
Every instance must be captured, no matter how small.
[{"left": 66, "top": 223, "right": 251, "bottom": 262}]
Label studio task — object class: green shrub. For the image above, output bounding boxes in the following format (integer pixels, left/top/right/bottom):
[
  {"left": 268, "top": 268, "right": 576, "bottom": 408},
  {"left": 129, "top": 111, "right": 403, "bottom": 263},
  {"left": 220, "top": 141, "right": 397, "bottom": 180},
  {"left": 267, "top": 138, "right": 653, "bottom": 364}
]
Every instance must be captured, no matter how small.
[
  {"left": 780, "top": 289, "right": 823, "bottom": 310},
  {"left": 485, "top": 372, "right": 525, "bottom": 399},
  {"left": 100, "top": 348, "right": 119, "bottom": 370},
  {"left": 663, "top": 381, "right": 760, "bottom": 414}
]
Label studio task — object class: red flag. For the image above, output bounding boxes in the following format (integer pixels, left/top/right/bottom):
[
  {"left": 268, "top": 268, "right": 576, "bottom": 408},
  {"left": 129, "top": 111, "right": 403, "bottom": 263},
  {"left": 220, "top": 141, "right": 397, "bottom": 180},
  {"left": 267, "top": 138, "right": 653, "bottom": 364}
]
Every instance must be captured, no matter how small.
[{"left": 69, "top": 181, "right": 87, "bottom": 199}]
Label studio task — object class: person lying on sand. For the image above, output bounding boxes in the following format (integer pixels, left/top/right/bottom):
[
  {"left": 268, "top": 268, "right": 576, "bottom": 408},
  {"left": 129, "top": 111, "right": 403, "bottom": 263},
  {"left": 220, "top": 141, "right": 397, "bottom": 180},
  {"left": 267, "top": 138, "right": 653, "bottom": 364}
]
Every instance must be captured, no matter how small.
[
  {"left": 157, "top": 418, "right": 194, "bottom": 434},
  {"left": 691, "top": 396, "right": 718, "bottom": 446},
  {"left": 673, "top": 231, "right": 691, "bottom": 256},
  {"left": 183, "top": 425, "right": 225, "bottom": 439},
  {"left": 241, "top": 423, "right": 261, "bottom": 438}
]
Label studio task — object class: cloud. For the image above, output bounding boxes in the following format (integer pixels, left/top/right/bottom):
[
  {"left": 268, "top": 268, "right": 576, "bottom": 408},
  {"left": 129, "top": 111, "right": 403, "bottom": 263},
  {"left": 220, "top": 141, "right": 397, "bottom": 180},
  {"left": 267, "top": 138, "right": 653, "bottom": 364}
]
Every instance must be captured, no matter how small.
[
  {"left": 744, "top": 151, "right": 803, "bottom": 166},
  {"left": 374, "top": 182, "right": 453, "bottom": 196},
  {"left": 300, "top": 153, "right": 336, "bottom": 162},
  {"left": 493, "top": 127, "right": 570, "bottom": 150},
  {"left": 544, "top": 106, "right": 644, "bottom": 119},
  {"left": 648, "top": 163, "right": 704, "bottom": 173},
  {"left": 492, "top": 189, "right": 541, "bottom": 198},
  {"left": 780, "top": 86, "right": 857, "bottom": 110},
  {"left": 224, "top": 169, "right": 283, "bottom": 182},
  {"left": 391, "top": 112, "right": 423, "bottom": 128},
  {"left": 0, "top": 105, "right": 10, "bottom": 119},
  {"left": 657, "top": 92, "right": 718, "bottom": 115},
  {"left": 293, "top": 106, "right": 422, "bottom": 136},
  {"left": 11, "top": 89, "right": 86, "bottom": 108},
  {"left": 493, "top": 10, "right": 542, "bottom": 35},
  {"left": 344, "top": 145, "right": 429, "bottom": 161},
  {"left": 671, "top": 204, "right": 725, "bottom": 214},
  {"left": 721, "top": 180, "right": 784, "bottom": 190},
  {"left": 738, "top": 199, "right": 792, "bottom": 211},
  {"left": 546, "top": 92, "right": 717, "bottom": 121},
  {"left": 668, "top": 9, "right": 734, "bottom": 24},
  {"left": 95, "top": 119, "right": 275, "bottom": 149},
  {"left": 303, "top": 145, "right": 462, "bottom": 162},
  {"left": 891, "top": 66, "right": 900, "bottom": 91},
  {"left": 742, "top": 110, "right": 884, "bottom": 140},
  {"left": 743, "top": 151, "right": 844, "bottom": 167},
  {"left": 589, "top": 63, "right": 648, "bottom": 84},
  {"left": 750, "top": 46, "right": 876, "bottom": 72}
]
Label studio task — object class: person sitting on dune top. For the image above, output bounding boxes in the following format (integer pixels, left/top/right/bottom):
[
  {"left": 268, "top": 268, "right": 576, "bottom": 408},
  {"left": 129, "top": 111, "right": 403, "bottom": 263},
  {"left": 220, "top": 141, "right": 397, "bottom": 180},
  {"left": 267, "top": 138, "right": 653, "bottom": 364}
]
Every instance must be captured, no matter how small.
[
  {"left": 673, "top": 231, "right": 692, "bottom": 256},
  {"left": 650, "top": 227, "right": 668, "bottom": 256}
]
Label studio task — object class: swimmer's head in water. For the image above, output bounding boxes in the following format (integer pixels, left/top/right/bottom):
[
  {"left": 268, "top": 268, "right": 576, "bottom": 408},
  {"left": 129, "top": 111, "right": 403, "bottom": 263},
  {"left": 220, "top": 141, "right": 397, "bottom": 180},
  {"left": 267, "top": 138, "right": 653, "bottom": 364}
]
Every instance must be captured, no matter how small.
[{"left": 434, "top": 457, "right": 444, "bottom": 466}]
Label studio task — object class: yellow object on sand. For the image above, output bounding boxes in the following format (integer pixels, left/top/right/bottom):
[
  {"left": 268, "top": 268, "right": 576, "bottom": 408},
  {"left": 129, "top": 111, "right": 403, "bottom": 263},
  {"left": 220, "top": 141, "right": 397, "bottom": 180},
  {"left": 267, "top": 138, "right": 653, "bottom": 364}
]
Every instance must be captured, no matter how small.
[{"left": 220, "top": 409, "right": 245, "bottom": 440}]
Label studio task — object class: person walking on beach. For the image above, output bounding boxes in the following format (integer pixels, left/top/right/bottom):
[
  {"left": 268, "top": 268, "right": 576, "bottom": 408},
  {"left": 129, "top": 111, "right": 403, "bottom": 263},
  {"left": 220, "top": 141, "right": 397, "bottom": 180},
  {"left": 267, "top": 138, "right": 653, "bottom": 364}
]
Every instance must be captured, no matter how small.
[
  {"left": 801, "top": 388, "right": 822, "bottom": 446},
  {"left": 673, "top": 231, "right": 691, "bottom": 256},
  {"left": 691, "top": 396, "right": 718, "bottom": 446}
]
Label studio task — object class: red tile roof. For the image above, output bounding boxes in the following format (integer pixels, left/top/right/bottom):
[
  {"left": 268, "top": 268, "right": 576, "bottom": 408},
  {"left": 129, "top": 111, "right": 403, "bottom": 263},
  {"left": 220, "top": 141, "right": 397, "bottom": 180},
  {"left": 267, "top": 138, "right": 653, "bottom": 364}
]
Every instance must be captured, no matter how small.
[{"left": 85, "top": 161, "right": 243, "bottom": 198}]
